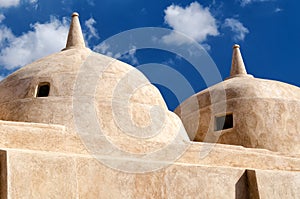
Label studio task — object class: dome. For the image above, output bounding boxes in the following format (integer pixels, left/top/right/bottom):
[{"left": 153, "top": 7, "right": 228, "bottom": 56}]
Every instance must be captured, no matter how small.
[
  {"left": 0, "top": 13, "right": 189, "bottom": 153},
  {"left": 175, "top": 45, "right": 300, "bottom": 154}
]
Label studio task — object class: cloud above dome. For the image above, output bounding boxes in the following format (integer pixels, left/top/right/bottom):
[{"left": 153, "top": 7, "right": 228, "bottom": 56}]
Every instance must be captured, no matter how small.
[
  {"left": 0, "top": 16, "right": 69, "bottom": 70},
  {"left": 162, "top": 2, "right": 219, "bottom": 45},
  {"left": 223, "top": 18, "right": 249, "bottom": 41},
  {"left": 0, "top": 15, "right": 99, "bottom": 70}
]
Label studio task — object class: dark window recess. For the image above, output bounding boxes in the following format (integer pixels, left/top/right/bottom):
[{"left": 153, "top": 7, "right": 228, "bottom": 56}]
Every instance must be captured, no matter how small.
[
  {"left": 215, "top": 114, "right": 233, "bottom": 131},
  {"left": 36, "top": 83, "right": 50, "bottom": 97}
]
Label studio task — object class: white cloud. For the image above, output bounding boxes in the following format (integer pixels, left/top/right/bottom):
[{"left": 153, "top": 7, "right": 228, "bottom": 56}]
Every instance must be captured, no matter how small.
[
  {"left": 240, "top": 0, "right": 272, "bottom": 7},
  {"left": 240, "top": 0, "right": 251, "bottom": 6},
  {"left": 201, "top": 43, "right": 211, "bottom": 51},
  {"left": 121, "top": 45, "right": 139, "bottom": 65},
  {"left": 0, "top": 17, "right": 69, "bottom": 70},
  {"left": 0, "top": 13, "right": 100, "bottom": 70},
  {"left": 274, "top": 7, "right": 283, "bottom": 12},
  {"left": 0, "top": 0, "right": 38, "bottom": 8},
  {"left": 0, "top": 0, "right": 19, "bottom": 8},
  {"left": 0, "top": 26, "right": 14, "bottom": 47},
  {"left": 94, "top": 42, "right": 110, "bottom": 55},
  {"left": 94, "top": 43, "right": 139, "bottom": 65},
  {"left": 94, "top": 42, "right": 119, "bottom": 58},
  {"left": 0, "top": 14, "right": 5, "bottom": 23},
  {"left": 223, "top": 18, "right": 249, "bottom": 41},
  {"left": 28, "top": 0, "right": 38, "bottom": 9},
  {"left": 84, "top": 17, "right": 99, "bottom": 40},
  {"left": 163, "top": 2, "right": 219, "bottom": 45}
]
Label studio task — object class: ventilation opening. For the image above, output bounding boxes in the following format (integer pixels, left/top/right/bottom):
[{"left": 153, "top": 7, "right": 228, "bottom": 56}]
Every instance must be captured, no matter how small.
[
  {"left": 215, "top": 113, "right": 233, "bottom": 131},
  {"left": 36, "top": 82, "right": 50, "bottom": 97}
]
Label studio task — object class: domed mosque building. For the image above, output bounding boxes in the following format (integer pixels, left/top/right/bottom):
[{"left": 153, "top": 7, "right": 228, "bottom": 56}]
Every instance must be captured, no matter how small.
[
  {"left": 175, "top": 44, "right": 300, "bottom": 155},
  {"left": 0, "top": 13, "right": 298, "bottom": 198}
]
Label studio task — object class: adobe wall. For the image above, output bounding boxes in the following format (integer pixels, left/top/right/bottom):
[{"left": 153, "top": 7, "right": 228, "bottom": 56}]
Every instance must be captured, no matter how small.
[
  {"left": 0, "top": 120, "right": 299, "bottom": 198},
  {"left": 3, "top": 149, "right": 300, "bottom": 198}
]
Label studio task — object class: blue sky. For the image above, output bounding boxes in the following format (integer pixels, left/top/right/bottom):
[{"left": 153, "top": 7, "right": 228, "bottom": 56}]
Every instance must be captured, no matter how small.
[{"left": 0, "top": 0, "right": 298, "bottom": 110}]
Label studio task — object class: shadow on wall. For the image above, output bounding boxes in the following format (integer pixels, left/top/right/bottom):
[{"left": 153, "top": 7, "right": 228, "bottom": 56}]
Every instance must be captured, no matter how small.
[
  {"left": 0, "top": 150, "right": 7, "bottom": 199},
  {"left": 235, "top": 169, "right": 260, "bottom": 199}
]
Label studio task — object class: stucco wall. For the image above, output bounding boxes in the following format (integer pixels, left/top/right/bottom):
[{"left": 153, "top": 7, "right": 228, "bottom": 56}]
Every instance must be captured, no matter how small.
[{"left": 0, "top": 120, "right": 299, "bottom": 198}]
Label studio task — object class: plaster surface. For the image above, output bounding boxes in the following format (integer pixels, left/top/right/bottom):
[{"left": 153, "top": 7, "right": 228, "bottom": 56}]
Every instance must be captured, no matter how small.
[{"left": 0, "top": 13, "right": 299, "bottom": 198}]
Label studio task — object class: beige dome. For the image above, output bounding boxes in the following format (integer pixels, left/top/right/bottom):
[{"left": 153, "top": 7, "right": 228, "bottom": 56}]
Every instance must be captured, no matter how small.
[
  {"left": 0, "top": 13, "right": 189, "bottom": 154},
  {"left": 175, "top": 45, "right": 300, "bottom": 154}
]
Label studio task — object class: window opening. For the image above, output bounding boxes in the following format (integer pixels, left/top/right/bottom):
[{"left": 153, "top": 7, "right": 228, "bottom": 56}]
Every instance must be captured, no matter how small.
[
  {"left": 36, "top": 82, "right": 50, "bottom": 97},
  {"left": 215, "top": 113, "right": 233, "bottom": 131}
]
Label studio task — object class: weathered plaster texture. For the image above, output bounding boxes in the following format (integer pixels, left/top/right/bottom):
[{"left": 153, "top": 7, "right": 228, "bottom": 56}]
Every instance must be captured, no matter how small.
[
  {"left": 0, "top": 120, "right": 298, "bottom": 198},
  {"left": 0, "top": 13, "right": 299, "bottom": 198},
  {"left": 3, "top": 146, "right": 300, "bottom": 199},
  {"left": 175, "top": 76, "right": 300, "bottom": 155}
]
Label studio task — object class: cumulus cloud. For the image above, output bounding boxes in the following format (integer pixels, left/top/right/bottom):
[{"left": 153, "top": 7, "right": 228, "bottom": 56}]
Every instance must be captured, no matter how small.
[
  {"left": 223, "top": 18, "right": 249, "bottom": 41},
  {"left": 0, "top": 26, "right": 14, "bottom": 46},
  {"left": 0, "top": 14, "right": 100, "bottom": 70},
  {"left": 0, "top": 17, "right": 69, "bottom": 70},
  {"left": 0, "top": 0, "right": 19, "bottom": 8},
  {"left": 163, "top": 2, "right": 219, "bottom": 45},
  {"left": 0, "top": 0, "right": 38, "bottom": 8}
]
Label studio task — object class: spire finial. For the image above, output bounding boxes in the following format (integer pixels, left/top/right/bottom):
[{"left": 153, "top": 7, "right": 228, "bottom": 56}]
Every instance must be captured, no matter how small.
[
  {"left": 63, "top": 12, "right": 85, "bottom": 50},
  {"left": 227, "top": 44, "right": 253, "bottom": 79}
]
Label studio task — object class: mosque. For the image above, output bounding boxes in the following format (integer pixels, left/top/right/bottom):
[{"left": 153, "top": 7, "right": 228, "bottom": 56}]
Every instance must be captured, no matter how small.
[{"left": 0, "top": 12, "right": 299, "bottom": 198}]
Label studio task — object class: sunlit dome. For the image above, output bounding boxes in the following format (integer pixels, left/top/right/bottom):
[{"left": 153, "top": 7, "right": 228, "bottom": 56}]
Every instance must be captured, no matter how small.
[
  {"left": 175, "top": 44, "right": 300, "bottom": 155},
  {"left": 0, "top": 13, "right": 189, "bottom": 152}
]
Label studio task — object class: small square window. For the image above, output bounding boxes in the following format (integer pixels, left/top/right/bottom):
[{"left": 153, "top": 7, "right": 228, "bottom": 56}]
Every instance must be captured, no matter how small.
[
  {"left": 215, "top": 113, "right": 233, "bottom": 131},
  {"left": 36, "top": 82, "right": 50, "bottom": 97}
]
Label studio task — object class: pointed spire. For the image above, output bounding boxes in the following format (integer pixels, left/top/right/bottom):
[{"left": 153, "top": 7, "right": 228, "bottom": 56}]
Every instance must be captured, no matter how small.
[
  {"left": 227, "top": 44, "right": 253, "bottom": 79},
  {"left": 63, "top": 12, "right": 85, "bottom": 50}
]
